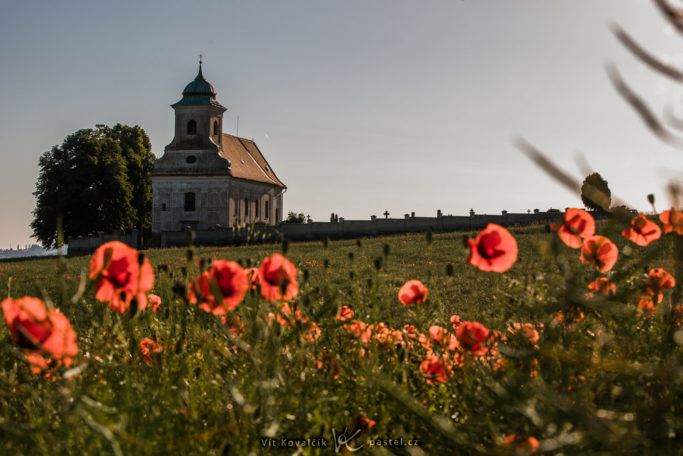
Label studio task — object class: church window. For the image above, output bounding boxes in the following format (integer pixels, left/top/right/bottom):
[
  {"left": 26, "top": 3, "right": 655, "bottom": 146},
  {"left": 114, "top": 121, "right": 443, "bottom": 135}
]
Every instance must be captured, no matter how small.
[
  {"left": 255, "top": 199, "right": 260, "bottom": 218},
  {"left": 184, "top": 192, "right": 196, "bottom": 212},
  {"left": 213, "top": 120, "right": 219, "bottom": 136},
  {"left": 161, "top": 203, "right": 167, "bottom": 211},
  {"left": 187, "top": 120, "right": 197, "bottom": 135},
  {"left": 265, "top": 201, "right": 269, "bottom": 219},
  {"left": 244, "top": 198, "right": 249, "bottom": 216},
  {"left": 186, "top": 155, "right": 197, "bottom": 164}
]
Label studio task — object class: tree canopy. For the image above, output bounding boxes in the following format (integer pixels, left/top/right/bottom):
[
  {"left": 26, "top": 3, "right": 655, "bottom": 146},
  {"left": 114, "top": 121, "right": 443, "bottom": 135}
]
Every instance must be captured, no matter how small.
[
  {"left": 31, "top": 124, "right": 154, "bottom": 248},
  {"left": 580, "top": 172, "right": 612, "bottom": 212}
]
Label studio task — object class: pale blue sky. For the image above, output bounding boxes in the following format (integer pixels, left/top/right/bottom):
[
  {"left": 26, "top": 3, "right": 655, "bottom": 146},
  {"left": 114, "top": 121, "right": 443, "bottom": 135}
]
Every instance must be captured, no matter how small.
[{"left": 1, "top": 0, "right": 681, "bottom": 247}]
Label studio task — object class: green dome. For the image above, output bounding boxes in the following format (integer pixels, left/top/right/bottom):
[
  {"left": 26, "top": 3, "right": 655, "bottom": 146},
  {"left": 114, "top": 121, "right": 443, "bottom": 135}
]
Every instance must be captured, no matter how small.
[
  {"left": 182, "top": 66, "right": 216, "bottom": 97},
  {"left": 172, "top": 63, "right": 225, "bottom": 109}
]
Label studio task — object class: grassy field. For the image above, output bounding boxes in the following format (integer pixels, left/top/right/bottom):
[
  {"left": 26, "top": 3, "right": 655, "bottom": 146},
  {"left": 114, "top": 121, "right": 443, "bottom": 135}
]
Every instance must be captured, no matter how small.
[{"left": 0, "top": 219, "right": 681, "bottom": 455}]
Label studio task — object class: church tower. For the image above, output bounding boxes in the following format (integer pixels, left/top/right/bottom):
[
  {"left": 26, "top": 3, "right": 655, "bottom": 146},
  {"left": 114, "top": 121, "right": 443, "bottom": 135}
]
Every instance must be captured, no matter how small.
[{"left": 167, "top": 61, "right": 226, "bottom": 152}]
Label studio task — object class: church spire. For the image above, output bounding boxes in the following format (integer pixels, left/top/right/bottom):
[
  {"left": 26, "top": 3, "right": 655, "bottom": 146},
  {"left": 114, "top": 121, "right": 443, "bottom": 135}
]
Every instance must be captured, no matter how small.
[{"left": 196, "top": 54, "right": 204, "bottom": 80}]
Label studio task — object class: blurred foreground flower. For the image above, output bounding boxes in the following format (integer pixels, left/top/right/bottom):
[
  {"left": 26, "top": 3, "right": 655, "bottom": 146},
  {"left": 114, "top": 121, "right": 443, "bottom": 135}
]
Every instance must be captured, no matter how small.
[
  {"left": 189, "top": 260, "right": 248, "bottom": 315},
  {"left": 398, "top": 279, "right": 428, "bottom": 305},
  {"left": 419, "top": 354, "right": 451, "bottom": 385},
  {"left": 587, "top": 277, "right": 616, "bottom": 298},
  {"left": 557, "top": 208, "right": 595, "bottom": 248},
  {"left": 659, "top": 208, "right": 683, "bottom": 235},
  {"left": 622, "top": 213, "right": 661, "bottom": 246},
  {"left": 644, "top": 268, "right": 675, "bottom": 304},
  {"left": 139, "top": 338, "right": 161, "bottom": 365},
  {"left": 580, "top": 235, "right": 618, "bottom": 273},
  {"left": 456, "top": 321, "right": 490, "bottom": 355},
  {"left": 258, "top": 254, "right": 299, "bottom": 302},
  {"left": 466, "top": 224, "right": 518, "bottom": 273},
  {"left": 89, "top": 241, "right": 154, "bottom": 313},
  {"left": 2, "top": 297, "right": 78, "bottom": 372}
]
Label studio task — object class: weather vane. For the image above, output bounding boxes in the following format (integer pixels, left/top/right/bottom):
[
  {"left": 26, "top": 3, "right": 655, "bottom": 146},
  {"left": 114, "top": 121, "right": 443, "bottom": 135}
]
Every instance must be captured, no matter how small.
[{"left": 199, "top": 54, "right": 202, "bottom": 67}]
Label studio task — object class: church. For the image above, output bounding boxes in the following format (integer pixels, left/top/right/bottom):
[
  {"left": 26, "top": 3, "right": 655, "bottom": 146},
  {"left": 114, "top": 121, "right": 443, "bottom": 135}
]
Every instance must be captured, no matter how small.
[{"left": 151, "top": 63, "right": 286, "bottom": 233}]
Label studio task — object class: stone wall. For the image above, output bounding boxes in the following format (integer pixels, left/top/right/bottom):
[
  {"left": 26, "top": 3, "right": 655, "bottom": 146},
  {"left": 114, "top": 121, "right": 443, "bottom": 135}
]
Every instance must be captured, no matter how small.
[
  {"left": 68, "top": 230, "right": 139, "bottom": 256},
  {"left": 67, "top": 210, "right": 597, "bottom": 254}
]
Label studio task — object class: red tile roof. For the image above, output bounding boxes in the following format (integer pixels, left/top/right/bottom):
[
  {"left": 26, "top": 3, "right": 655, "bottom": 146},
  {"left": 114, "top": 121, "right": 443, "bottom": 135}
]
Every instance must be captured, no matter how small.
[{"left": 220, "top": 134, "right": 286, "bottom": 188}]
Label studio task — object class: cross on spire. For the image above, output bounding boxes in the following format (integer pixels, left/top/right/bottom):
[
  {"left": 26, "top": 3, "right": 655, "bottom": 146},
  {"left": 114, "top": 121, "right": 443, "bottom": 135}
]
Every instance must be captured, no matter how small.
[{"left": 197, "top": 54, "right": 204, "bottom": 79}]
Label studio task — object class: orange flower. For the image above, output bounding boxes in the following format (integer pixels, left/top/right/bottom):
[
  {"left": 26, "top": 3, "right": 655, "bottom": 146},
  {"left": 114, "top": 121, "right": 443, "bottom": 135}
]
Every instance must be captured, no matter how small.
[
  {"left": 148, "top": 294, "right": 162, "bottom": 313},
  {"left": 139, "top": 338, "right": 161, "bottom": 365},
  {"left": 257, "top": 254, "right": 299, "bottom": 302},
  {"left": 456, "top": 321, "right": 490, "bottom": 355},
  {"left": 638, "top": 295, "right": 656, "bottom": 317},
  {"left": 337, "top": 305, "right": 354, "bottom": 321},
  {"left": 587, "top": 277, "right": 616, "bottom": 297},
  {"left": 467, "top": 224, "right": 518, "bottom": 273},
  {"left": 344, "top": 319, "right": 368, "bottom": 338},
  {"left": 398, "top": 280, "right": 428, "bottom": 305},
  {"left": 188, "top": 260, "right": 248, "bottom": 315},
  {"left": 659, "top": 208, "right": 683, "bottom": 235},
  {"left": 89, "top": 241, "right": 154, "bottom": 313},
  {"left": 622, "top": 213, "right": 661, "bottom": 246},
  {"left": 419, "top": 354, "right": 451, "bottom": 384},
  {"left": 502, "top": 435, "right": 540, "bottom": 454},
  {"left": 580, "top": 235, "right": 618, "bottom": 273},
  {"left": 508, "top": 322, "right": 540, "bottom": 344},
  {"left": 558, "top": 208, "right": 595, "bottom": 248},
  {"left": 2, "top": 297, "right": 78, "bottom": 372},
  {"left": 644, "top": 268, "right": 675, "bottom": 304}
]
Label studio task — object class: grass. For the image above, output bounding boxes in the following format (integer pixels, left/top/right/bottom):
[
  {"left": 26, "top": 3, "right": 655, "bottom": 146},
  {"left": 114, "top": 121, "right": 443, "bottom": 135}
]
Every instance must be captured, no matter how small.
[{"left": 0, "top": 219, "right": 681, "bottom": 455}]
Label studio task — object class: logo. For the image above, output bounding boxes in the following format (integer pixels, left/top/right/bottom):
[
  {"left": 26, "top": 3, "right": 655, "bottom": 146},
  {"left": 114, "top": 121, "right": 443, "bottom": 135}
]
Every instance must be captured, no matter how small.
[{"left": 331, "top": 427, "right": 363, "bottom": 453}]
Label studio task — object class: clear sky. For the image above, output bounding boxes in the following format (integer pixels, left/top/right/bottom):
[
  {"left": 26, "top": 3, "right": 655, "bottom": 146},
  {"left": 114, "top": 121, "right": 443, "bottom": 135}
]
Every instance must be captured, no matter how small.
[{"left": 0, "top": 0, "right": 681, "bottom": 248}]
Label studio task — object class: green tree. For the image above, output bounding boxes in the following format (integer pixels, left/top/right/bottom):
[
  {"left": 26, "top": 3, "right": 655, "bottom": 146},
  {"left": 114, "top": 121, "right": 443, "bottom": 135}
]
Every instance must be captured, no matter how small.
[
  {"left": 580, "top": 172, "right": 611, "bottom": 212},
  {"left": 285, "top": 211, "right": 306, "bottom": 223},
  {"left": 31, "top": 124, "right": 154, "bottom": 247}
]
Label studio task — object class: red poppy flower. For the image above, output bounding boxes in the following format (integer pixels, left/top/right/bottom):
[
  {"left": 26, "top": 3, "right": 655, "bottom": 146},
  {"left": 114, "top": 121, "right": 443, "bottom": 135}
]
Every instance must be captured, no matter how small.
[
  {"left": 2, "top": 297, "right": 78, "bottom": 372},
  {"left": 139, "top": 337, "right": 161, "bottom": 365},
  {"left": 467, "top": 224, "right": 518, "bottom": 273},
  {"left": 352, "top": 413, "right": 376, "bottom": 430},
  {"left": 343, "top": 320, "right": 368, "bottom": 338},
  {"left": 398, "top": 280, "right": 428, "bottom": 305},
  {"left": 508, "top": 322, "right": 540, "bottom": 344},
  {"left": 449, "top": 314, "right": 462, "bottom": 329},
  {"left": 638, "top": 295, "right": 656, "bottom": 317},
  {"left": 660, "top": 208, "right": 683, "bottom": 235},
  {"left": 456, "top": 321, "right": 490, "bottom": 355},
  {"left": 502, "top": 435, "right": 540, "bottom": 454},
  {"left": 258, "top": 254, "right": 299, "bottom": 302},
  {"left": 587, "top": 277, "right": 616, "bottom": 297},
  {"left": 622, "top": 213, "right": 661, "bottom": 246},
  {"left": 336, "top": 305, "right": 354, "bottom": 321},
  {"left": 148, "top": 294, "right": 162, "bottom": 313},
  {"left": 189, "top": 260, "right": 248, "bottom": 314},
  {"left": 89, "top": 241, "right": 154, "bottom": 313},
  {"left": 558, "top": 208, "right": 595, "bottom": 248},
  {"left": 580, "top": 235, "right": 618, "bottom": 273},
  {"left": 419, "top": 354, "right": 451, "bottom": 385},
  {"left": 644, "top": 268, "right": 675, "bottom": 303}
]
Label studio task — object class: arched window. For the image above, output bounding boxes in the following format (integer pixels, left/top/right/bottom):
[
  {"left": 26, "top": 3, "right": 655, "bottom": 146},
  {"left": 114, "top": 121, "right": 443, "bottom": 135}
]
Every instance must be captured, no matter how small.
[
  {"left": 244, "top": 198, "right": 249, "bottom": 216},
  {"left": 265, "top": 200, "right": 269, "bottom": 219},
  {"left": 213, "top": 120, "right": 219, "bottom": 136},
  {"left": 161, "top": 203, "right": 167, "bottom": 211},
  {"left": 187, "top": 120, "right": 197, "bottom": 135},
  {"left": 184, "top": 192, "right": 196, "bottom": 211}
]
